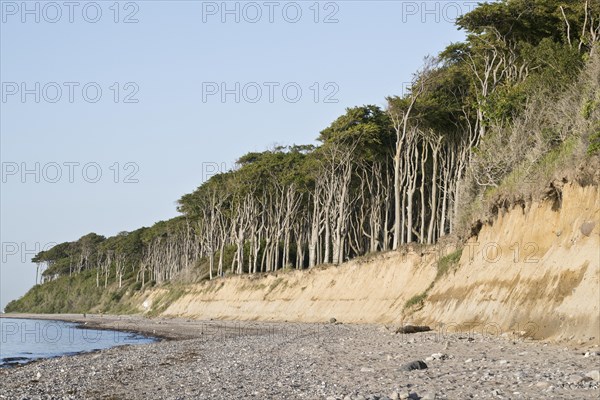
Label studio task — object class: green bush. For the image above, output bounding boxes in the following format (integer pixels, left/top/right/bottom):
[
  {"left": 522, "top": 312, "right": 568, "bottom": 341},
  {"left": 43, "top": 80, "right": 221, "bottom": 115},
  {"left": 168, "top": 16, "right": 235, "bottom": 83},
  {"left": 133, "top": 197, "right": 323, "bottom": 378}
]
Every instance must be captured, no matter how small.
[
  {"left": 588, "top": 123, "right": 600, "bottom": 155},
  {"left": 4, "top": 271, "right": 141, "bottom": 315}
]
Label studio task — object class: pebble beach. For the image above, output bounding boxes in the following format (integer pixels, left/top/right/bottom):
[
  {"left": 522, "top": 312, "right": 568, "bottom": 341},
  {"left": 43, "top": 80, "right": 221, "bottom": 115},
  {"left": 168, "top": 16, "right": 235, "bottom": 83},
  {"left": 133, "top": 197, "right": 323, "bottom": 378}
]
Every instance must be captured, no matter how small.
[{"left": 1, "top": 315, "right": 599, "bottom": 399}]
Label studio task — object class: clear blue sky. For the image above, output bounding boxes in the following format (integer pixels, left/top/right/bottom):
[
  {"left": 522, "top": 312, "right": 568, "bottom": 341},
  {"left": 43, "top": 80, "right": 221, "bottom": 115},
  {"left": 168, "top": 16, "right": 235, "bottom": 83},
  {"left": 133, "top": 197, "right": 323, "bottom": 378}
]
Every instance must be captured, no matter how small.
[{"left": 0, "top": 0, "right": 471, "bottom": 311}]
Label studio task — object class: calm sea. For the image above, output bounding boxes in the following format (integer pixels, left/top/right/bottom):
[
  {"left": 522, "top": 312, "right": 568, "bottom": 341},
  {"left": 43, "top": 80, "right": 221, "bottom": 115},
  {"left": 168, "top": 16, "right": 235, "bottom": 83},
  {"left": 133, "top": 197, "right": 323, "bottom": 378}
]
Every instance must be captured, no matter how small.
[{"left": 0, "top": 318, "right": 155, "bottom": 367}]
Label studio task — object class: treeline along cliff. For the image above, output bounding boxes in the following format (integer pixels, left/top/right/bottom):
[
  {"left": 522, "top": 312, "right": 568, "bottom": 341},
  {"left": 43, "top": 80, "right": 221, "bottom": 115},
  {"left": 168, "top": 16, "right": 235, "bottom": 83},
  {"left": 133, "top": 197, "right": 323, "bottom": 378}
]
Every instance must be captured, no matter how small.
[{"left": 7, "top": 0, "right": 600, "bottom": 313}]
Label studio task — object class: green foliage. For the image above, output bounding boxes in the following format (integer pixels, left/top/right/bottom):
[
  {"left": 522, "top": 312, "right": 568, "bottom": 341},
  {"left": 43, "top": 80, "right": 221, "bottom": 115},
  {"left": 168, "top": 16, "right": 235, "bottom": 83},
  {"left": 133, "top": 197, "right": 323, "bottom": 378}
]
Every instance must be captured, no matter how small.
[
  {"left": 582, "top": 97, "right": 598, "bottom": 120},
  {"left": 146, "top": 286, "right": 186, "bottom": 317},
  {"left": 435, "top": 249, "right": 463, "bottom": 282},
  {"left": 5, "top": 270, "right": 142, "bottom": 314},
  {"left": 457, "top": 0, "right": 598, "bottom": 49},
  {"left": 482, "top": 84, "right": 527, "bottom": 122},
  {"left": 7, "top": 271, "right": 99, "bottom": 313},
  {"left": 318, "top": 105, "right": 394, "bottom": 159},
  {"left": 518, "top": 39, "right": 584, "bottom": 98},
  {"left": 589, "top": 131, "right": 600, "bottom": 155},
  {"left": 404, "top": 292, "right": 428, "bottom": 310},
  {"left": 402, "top": 248, "right": 463, "bottom": 312}
]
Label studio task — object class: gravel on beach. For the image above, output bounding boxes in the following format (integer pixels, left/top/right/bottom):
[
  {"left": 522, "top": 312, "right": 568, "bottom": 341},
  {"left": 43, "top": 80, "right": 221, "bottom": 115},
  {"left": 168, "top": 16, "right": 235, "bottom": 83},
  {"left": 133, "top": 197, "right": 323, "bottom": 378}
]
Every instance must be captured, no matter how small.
[{"left": 1, "top": 315, "right": 599, "bottom": 399}]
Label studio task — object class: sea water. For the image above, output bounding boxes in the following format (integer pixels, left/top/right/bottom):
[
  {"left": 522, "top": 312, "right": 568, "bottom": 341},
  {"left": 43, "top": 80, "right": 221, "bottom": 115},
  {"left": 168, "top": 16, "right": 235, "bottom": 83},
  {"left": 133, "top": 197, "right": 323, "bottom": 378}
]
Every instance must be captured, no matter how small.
[{"left": 0, "top": 318, "right": 155, "bottom": 367}]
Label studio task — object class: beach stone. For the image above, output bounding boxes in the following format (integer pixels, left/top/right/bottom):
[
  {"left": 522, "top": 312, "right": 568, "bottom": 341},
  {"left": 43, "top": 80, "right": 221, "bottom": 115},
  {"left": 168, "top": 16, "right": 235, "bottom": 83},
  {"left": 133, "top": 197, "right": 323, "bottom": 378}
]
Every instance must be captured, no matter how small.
[
  {"left": 567, "top": 374, "right": 587, "bottom": 384},
  {"left": 580, "top": 221, "right": 595, "bottom": 236},
  {"left": 401, "top": 360, "right": 428, "bottom": 371},
  {"left": 31, "top": 371, "right": 41, "bottom": 382},
  {"left": 585, "top": 370, "right": 600, "bottom": 381}
]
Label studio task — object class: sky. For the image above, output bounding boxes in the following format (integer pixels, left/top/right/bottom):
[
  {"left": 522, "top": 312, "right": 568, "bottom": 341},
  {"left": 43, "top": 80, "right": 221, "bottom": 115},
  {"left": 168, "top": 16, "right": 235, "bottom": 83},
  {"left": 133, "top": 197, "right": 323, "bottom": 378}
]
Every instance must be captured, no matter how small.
[{"left": 0, "top": 0, "right": 473, "bottom": 311}]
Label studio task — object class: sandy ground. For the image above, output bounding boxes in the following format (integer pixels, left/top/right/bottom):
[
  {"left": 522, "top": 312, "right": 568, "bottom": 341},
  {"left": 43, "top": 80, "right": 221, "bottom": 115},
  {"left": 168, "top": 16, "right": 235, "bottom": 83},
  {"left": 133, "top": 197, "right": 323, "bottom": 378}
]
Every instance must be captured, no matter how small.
[{"left": 1, "top": 314, "right": 599, "bottom": 399}]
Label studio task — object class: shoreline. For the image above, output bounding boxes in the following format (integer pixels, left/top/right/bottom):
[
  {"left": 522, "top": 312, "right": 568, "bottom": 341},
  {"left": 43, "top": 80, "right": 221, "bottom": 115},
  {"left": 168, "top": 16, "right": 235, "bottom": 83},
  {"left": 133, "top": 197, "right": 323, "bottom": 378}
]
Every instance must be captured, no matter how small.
[
  {"left": 1, "top": 313, "right": 180, "bottom": 341},
  {"left": 3, "top": 312, "right": 597, "bottom": 348},
  {"left": 0, "top": 313, "right": 334, "bottom": 342},
  {"left": 0, "top": 314, "right": 161, "bottom": 369}
]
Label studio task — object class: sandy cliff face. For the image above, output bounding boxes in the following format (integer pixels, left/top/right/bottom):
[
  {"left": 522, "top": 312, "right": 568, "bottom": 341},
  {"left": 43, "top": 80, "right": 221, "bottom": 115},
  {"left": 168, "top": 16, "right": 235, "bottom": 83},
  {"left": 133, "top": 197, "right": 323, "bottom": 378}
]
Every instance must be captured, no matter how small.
[
  {"left": 415, "top": 183, "right": 599, "bottom": 343},
  {"left": 159, "top": 250, "right": 438, "bottom": 324},
  {"left": 148, "top": 183, "right": 599, "bottom": 343}
]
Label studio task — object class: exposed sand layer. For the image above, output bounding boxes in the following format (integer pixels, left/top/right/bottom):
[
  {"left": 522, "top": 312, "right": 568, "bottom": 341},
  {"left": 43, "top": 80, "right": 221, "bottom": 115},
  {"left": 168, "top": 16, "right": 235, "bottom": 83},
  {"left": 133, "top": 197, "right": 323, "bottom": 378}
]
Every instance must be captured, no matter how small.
[
  {"left": 416, "top": 183, "right": 600, "bottom": 343},
  {"left": 159, "top": 249, "right": 438, "bottom": 325},
  {"left": 1, "top": 315, "right": 599, "bottom": 399}
]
